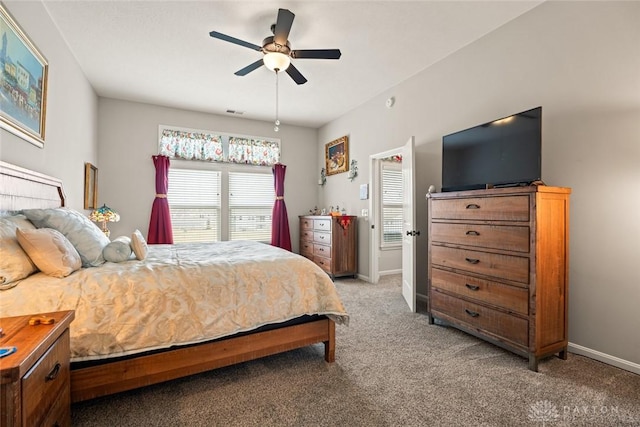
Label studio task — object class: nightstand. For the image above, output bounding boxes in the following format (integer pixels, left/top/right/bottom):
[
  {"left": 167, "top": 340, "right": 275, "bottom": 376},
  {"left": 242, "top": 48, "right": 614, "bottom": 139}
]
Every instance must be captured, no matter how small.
[{"left": 0, "top": 310, "right": 75, "bottom": 427}]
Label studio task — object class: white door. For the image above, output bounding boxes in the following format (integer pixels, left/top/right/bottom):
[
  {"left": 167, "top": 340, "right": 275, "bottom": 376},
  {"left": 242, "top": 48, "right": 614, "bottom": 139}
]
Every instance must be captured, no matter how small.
[{"left": 401, "top": 137, "right": 416, "bottom": 312}]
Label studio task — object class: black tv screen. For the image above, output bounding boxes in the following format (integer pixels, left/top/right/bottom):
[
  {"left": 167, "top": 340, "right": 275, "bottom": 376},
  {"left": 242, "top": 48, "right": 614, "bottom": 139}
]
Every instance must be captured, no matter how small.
[{"left": 441, "top": 107, "right": 541, "bottom": 192}]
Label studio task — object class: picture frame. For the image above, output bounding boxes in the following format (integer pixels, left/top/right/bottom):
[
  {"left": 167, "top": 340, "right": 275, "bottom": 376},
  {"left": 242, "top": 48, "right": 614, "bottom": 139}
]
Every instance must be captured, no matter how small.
[
  {"left": 0, "top": 4, "right": 48, "bottom": 148},
  {"left": 325, "top": 136, "right": 349, "bottom": 176},
  {"left": 84, "top": 163, "right": 98, "bottom": 210}
]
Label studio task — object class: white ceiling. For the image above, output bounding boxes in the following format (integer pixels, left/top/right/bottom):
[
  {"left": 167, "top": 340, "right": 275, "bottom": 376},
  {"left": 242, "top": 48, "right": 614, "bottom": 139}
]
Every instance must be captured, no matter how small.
[{"left": 43, "top": 1, "right": 542, "bottom": 129}]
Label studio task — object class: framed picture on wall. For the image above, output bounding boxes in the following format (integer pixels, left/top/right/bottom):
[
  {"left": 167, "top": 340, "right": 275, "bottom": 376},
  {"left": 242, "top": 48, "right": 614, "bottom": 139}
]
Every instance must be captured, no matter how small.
[
  {"left": 0, "top": 4, "right": 48, "bottom": 148},
  {"left": 325, "top": 136, "right": 349, "bottom": 176},
  {"left": 84, "top": 163, "right": 98, "bottom": 210}
]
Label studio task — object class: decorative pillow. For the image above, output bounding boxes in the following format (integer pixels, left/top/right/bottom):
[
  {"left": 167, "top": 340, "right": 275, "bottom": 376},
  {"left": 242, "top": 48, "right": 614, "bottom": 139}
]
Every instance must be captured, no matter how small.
[
  {"left": 16, "top": 228, "right": 82, "bottom": 278},
  {"left": 23, "top": 208, "right": 110, "bottom": 267},
  {"left": 103, "top": 236, "right": 133, "bottom": 263},
  {"left": 131, "top": 229, "right": 148, "bottom": 260},
  {"left": 0, "top": 215, "right": 38, "bottom": 289}
]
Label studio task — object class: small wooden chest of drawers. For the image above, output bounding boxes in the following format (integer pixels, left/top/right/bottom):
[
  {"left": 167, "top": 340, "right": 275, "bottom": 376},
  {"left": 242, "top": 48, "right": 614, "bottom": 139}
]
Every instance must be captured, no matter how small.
[
  {"left": 300, "top": 215, "right": 357, "bottom": 279},
  {"left": 0, "top": 310, "right": 75, "bottom": 427},
  {"left": 427, "top": 186, "right": 570, "bottom": 371}
]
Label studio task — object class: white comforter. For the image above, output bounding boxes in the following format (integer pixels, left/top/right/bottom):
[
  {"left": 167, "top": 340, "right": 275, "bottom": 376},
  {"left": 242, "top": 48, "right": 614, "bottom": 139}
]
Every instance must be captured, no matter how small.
[{"left": 0, "top": 241, "right": 349, "bottom": 362}]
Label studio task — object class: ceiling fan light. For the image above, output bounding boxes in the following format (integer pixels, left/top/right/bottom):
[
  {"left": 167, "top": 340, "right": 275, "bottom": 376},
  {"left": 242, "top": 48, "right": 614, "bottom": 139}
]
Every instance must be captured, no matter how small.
[{"left": 264, "top": 52, "right": 291, "bottom": 72}]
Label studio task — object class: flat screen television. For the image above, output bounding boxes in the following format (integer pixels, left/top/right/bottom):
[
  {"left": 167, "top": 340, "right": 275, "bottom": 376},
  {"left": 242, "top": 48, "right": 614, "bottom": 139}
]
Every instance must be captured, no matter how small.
[{"left": 441, "top": 106, "right": 542, "bottom": 192}]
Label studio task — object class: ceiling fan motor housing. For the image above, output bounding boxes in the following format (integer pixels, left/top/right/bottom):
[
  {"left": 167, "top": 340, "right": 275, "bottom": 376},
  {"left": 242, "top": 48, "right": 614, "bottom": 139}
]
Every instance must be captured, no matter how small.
[{"left": 262, "top": 36, "right": 291, "bottom": 55}]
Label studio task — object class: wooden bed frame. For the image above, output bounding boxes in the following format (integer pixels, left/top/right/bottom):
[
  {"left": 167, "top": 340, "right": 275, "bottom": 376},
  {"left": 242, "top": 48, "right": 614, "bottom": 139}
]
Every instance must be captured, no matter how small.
[{"left": 0, "top": 161, "right": 336, "bottom": 403}]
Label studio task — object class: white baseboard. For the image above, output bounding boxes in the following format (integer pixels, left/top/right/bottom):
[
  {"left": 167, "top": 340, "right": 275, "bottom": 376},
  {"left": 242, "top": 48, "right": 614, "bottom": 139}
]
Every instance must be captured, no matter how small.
[
  {"left": 379, "top": 269, "right": 401, "bottom": 276},
  {"left": 356, "top": 274, "right": 370, "bottom": 282},
  {"left": 569, "top": 343, "right": 640, "bottom": 375}
]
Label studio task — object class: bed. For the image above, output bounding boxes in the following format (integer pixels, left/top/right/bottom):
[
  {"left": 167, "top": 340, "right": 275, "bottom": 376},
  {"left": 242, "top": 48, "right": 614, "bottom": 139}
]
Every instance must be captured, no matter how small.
[{"left": 0, "top": 160, "right": 348, "bottom": 402}]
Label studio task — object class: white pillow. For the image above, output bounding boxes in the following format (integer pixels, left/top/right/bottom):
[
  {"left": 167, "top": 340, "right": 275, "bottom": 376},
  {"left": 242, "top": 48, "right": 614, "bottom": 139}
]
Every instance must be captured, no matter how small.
[
  {"left": 23, "top": 208, "right": 110, "bottom": 267},
  {"left": 16, "top": 228, "right": 82, "bottom": 278},
  {"left": 0, "top": 215, "right": 37, "bottom": 289},
  {"left": 103, "top": 236, "right": 133, "bottom": 263},
  {"left": 131, "top": 229, "right": 148, "bottom": 260}
]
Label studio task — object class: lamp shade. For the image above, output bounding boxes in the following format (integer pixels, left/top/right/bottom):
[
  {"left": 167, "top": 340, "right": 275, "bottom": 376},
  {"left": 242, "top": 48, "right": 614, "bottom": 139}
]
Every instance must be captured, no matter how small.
[
  {"left": 89, "top": 204, "right": 120, "bottom": 223},
  {"left": 263, "top": 52, "right": 291, "bottom": 72}
]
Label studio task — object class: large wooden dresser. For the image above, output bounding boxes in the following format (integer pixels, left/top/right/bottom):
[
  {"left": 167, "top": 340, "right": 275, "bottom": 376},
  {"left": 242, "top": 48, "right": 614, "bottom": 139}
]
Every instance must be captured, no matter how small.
[
  {"left": 299, "top": 215, "right": 357, "bottom": 279},
  {"left": 427, "top": 186, "right": 570, "bottom": 371}
]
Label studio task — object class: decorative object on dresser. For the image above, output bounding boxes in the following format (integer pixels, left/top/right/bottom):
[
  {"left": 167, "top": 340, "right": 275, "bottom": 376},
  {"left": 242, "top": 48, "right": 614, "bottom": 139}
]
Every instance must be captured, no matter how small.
[
  {"left": 427, "top": 186, "right": 570, "bottom": 371},
  {"left": 300, "top": 215, "right": 357, "bottom": 280},
  {"left": 0, "top": 310, "right": 75, "bottom": 427},
  {"left": 88, "top": 204, "right": 120, "bottom": 237}
]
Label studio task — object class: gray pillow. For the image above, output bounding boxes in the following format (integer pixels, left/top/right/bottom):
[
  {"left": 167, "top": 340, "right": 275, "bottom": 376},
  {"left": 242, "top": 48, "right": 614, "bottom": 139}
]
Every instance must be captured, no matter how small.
[
  {"left": 23, "top": 208, "right": 110, "bottom": 267},
  {"left": 103, "top": 236, "right": 133, "bottom": 263}
]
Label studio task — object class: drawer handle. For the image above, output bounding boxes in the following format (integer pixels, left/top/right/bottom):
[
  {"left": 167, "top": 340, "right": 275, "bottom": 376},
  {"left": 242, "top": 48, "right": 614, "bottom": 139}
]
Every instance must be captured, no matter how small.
[
  {"left": 46, "top": 362, "right": 61, "bottom": 382},
  {"left": 465, "top": 230, "right": 480, "bottom": 236},
  {"left": 466, "top": 204, "right": 480, "bottom": 209},
  {"left": 465, "top": 257, "right": 480, "bottom": 264},
  {"left": 465, "top": 284, "right": 480, "bottom": 291},
  {"left": 465, "top": 309, "right": 480, "bottom": 318}
]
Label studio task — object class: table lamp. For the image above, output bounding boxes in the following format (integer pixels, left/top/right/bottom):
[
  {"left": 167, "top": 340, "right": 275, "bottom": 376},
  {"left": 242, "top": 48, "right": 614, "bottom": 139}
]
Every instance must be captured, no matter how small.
[{"left": 89, "top": 204, "right": 120, "bottom": 237}]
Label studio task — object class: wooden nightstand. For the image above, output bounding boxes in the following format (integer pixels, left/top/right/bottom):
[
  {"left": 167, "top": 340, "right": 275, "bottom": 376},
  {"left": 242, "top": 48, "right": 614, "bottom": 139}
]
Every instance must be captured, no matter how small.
[{"left": 0, "top": 310, "right": 75, "bottom": 427}]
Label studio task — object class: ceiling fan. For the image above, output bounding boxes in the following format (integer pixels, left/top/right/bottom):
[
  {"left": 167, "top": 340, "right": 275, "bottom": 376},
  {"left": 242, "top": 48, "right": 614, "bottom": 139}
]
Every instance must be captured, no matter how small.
[{"left": 209, "top": 8, "right": 341, "bottom": 85}]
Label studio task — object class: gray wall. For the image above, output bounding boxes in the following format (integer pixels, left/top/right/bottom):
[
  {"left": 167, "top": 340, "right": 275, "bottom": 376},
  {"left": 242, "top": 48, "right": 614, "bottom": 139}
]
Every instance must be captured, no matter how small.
[
  {"left": 97, "top": 98, "right": 318, "bottom": 250},
  {"left": 318, "top": 1, "right": 640, "bottom": 370},
  {"left": 2, "top": 0, "right": 637, "bottom": 372},
  {"left": 0, "top": 1, "right": 98, "bottom": 210}
]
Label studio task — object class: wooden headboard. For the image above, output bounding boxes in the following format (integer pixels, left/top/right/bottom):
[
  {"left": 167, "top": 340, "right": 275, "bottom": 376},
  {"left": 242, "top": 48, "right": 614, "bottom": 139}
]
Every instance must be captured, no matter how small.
[{"left": 0, "top": 161, "right": 65, "bottom": 211}]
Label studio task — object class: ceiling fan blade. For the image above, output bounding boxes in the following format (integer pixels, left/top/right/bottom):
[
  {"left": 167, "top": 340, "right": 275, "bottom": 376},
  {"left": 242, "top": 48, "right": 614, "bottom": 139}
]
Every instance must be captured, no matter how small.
[
  {"left": 273, "top": 9, "right": 295, "bottom": 46},
  {"left": 209, "top": 31, "right": 262, "bottom": 51},
  {"left": 235, "top": 59, "right": 264, "bottom": 76},
  {"left": 285, "top": 63, "right": 307, "bottom": 85},
  {"left": 291, "top": 49, "right": 342, "bottom": 60}
]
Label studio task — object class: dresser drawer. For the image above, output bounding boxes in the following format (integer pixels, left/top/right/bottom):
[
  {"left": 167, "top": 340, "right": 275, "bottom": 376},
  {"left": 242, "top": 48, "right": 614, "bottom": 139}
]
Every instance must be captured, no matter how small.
[
  {"left": 431, "top": 291, "right": 528, "bottom": 346},
  {"left": 300, "top": 218, "right": 314, "bottom": 230},
  {"left": 431, "top": 196, "right": 530, "bottom": 221},
  {"left": 301, "top": 230, "right": 314, "bottom": 241},
  {"left": 40, "top": 383, "right": 71, "bottom": 427},
  {"left": 431, "top": 245, "right": 529, "bottom": 284},
  {"left": 22, "top": 329, "right": 70, "bottom": 426},
  {"left": 314, "top": 219, "right": 332, "bottom": 231},
  {"left": 313, "top": 231, "right": 331, "bottom": 245},
  {"left": 431, "top": 223, "right": 530, "bottom": 253},
  {"left": 313, "top": 244, "right": 331, "bottom": 258},
  {"left": 431, "top": 268, "right": 528, "bottom": 315},
  {"left": 314, "top": 256, "right": 331, "bottom": 273},
  {"left": 300, "top": 240, "right": 313, "bottom": 257}
]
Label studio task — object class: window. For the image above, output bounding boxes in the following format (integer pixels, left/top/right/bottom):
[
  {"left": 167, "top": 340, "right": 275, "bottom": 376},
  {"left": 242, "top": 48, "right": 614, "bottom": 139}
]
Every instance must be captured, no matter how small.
[
  {"left": 168, "top": 169, "right": 221, "bottom": 243},
  {"left": 160, "top": 125, "right": 278, "bottom": 243},
  {"left": 229, "top": 172, "right": 274, "bottom": 241},
  {"left": 381, "top": 163, "right": 403, "bottom": 246},
  {"left": 168, "top": 165, "right": 273, "bottom": 243}
]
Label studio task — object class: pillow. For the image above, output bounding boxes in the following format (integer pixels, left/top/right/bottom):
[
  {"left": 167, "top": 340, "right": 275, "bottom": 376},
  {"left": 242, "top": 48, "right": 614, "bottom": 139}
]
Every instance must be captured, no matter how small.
[
  {"left": 103, "top": 236, "right": 133, "bottom": 263},
  {"left": 131, "top": 229, "right": 148, "bottom": 260},
  {"left": 23, "top": 208, "right": 110, "bottom": 267},
  {"left": 16, "top": 228, "right": 82, "bottom": 278},
  {"left": 0, "top": 215, "right": 38, "bottom": 289}
]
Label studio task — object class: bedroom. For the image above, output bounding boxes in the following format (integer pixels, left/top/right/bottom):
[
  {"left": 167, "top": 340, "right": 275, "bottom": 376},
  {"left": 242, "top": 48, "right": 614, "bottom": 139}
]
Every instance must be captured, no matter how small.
[{"left": 0, "top": 0, "right": 638, "bottom": 425}]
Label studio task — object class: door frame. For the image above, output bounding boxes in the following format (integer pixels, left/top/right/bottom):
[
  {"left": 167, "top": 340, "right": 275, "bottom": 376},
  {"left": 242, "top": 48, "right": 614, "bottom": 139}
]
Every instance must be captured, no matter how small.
[{"left": 368, "top": 147, "right": 403, "bottom": 284}]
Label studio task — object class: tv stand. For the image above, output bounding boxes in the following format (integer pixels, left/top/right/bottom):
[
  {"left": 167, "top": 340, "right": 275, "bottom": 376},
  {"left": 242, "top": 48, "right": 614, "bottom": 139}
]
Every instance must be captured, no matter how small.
[{"left": 427, "top": 186, "right": 570, "bottom": 371}]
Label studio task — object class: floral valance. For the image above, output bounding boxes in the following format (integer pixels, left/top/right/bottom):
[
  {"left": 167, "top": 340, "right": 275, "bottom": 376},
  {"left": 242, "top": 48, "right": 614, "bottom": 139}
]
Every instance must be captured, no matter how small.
[
  {"left": 159, "top": 129, "right": 223, "bottom": 161},
  {"left": 159, "top": 128, "right": 280, "bottom": 166},
  {"left": 229, "top": 137, "right": 280, "bottom": 166}
]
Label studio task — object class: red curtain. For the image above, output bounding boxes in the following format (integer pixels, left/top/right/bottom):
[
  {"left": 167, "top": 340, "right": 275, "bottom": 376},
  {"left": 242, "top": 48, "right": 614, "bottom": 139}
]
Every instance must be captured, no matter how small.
[
  {"left": 147, "top": 155, "right": 174, "bottom": 244},
  {"left": 271, "top": 163, "right": 291, "bottom": 251}
]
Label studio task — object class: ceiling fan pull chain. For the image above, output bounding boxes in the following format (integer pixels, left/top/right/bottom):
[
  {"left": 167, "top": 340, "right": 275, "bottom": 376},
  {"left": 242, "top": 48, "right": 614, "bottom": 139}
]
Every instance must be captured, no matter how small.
[{"left": 274, "top": 70, "right": 280, "bottom": 132}]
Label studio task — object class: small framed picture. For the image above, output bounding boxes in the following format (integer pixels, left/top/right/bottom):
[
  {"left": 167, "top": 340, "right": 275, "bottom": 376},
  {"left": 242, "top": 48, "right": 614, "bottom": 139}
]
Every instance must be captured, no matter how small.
[
  {"left": 84, "top": 163, "right": 98, "bottom": 210},
  {"left": 325, "top": 136, "right": 349, "bottom": 176}
]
